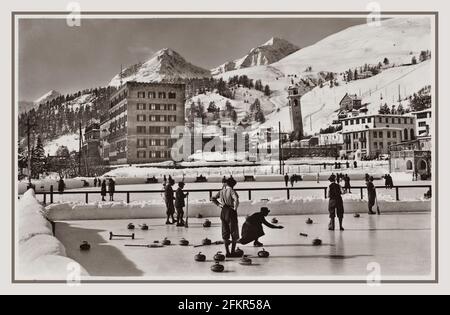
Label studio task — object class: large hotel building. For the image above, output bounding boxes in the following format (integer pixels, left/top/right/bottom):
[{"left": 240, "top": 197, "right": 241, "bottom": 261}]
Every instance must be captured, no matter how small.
[{"left": 100, "top": 81, "right": 186, "bottom": 165}]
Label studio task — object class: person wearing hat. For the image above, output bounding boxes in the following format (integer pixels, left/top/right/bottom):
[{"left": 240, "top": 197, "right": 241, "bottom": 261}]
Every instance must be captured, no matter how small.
[
  {"left": 367, "top": 176, "right": 377, "bottom": 215},
  {"left": 328, "top": 174, "right": 345, "bottom": 231},
  {"left": 212, "top": 177, "right": 241, "bottom": 257},
  {"left": 164, "top": 178, "right": 176, "bottom": 224},
  {"left": 175, "top": 182, "right": 189, "bottom": 226},
  {"left": 239, "top": 207, "right": 284, "bottom": 247}
]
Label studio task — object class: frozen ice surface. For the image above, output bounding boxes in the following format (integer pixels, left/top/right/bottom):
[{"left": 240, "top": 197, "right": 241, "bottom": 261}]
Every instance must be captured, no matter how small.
[{"left": 55, "top": 213, "right": 432, "bottom": 281}]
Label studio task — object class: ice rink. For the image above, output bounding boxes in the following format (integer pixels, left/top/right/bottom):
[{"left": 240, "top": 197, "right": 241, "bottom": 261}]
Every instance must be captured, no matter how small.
[{"left": 55, "top": 212, "right": 432, "bottom": 280}]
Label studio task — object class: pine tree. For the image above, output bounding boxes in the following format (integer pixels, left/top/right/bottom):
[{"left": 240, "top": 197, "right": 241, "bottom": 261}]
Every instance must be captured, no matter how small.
[{"left": 32, "top": 136, "right": 46, "bottom": 178}]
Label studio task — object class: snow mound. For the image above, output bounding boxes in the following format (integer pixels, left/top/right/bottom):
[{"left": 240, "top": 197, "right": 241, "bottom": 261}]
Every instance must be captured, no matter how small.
[{"left": 16, "top": 190, "right": 89, "bottom": 280}]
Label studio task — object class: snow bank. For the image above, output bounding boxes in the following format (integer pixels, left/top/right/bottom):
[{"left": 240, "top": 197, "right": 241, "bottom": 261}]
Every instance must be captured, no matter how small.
[
  {"left": 17, "top": 189, "right": 89, "bottom": 280},
  {"left": 45, "top": 194, "right": 431, "bottom": 221}
]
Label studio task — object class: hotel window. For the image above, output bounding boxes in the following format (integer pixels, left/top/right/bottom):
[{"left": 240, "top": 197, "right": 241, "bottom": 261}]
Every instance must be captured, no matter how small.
[
  {"left": 160, "top": 115, "right": 166, "bottom": 122},
  {"left": 379, "top": 117, "right": 383, "bottom": 123},
  {"left": 160, "top": 127, "right": 166, "bottom": 134},
  {"left": 374, "top": 142, "right": 378, "bottom": 149},
  {"left": 404, "top": 118, "right": 408, "bottom": 124},
  {"left": 350, "top": 120, "right": 354, "bottom": 125},
  {"left": 386, "top": 118, "right": 389, "bottom": 123},
  {"left": 379, "top": 131, "right": 383, "bottom": 138},
  {"left": 148, "top": 92, "right": 156, "bottom": 99},
  {"left": 160, "top": 104, "right": 167, "bottom": 111},
  {"left": 345, "top": 121, "right": 349, "bottom": 126},
  {"left": 368, "top": 117, "right": 372, "bottom": 123},
  {"left": 168, "top": 92, "right": 176, "bottom": 99},
  {"left": 158, "top": 92, "right": 166, "bottom": 99},
  {"left": 138, "top": 92, "right": 146, "bottom": 98},
  {"left": 137, "top": 139, "right": 147, "bottom": 148},
  {"left": 150, "top": 139, "right": 157, "bottom": 146},
  {"left": 373, "top": 132, "right": 377, "bottom": 139},
  {"left": 150, "top": 104, "right": 156, "bottom": 110},
  {"left": 362, "top": 118, "right": 366, "bottom": 124},
  {"left": 137, "top": 103, "right": 146, "bottom": 110},
  {"left": 137, "top": 114, "right": 146, "bottom": 122},
  {"left": 150, "top": 115, "right": 157, "bottom": 122},
  {"left": 137, "top": 126, "right": 146, "bottom": 134},
  {"left": 169, "top": 115, "right": 177, "bottom": 122},
  {"left": 161, "top": 139, "right": 167, "bottom": 146},
  {"left": 387, "top": 131, "right": 391, "bottom": 138},
  {"left": 393, "top": 131, "right": 397, "bottom": 138},
  {"left": 137, "top": 151, "right": 146, "bottom": 158},
  {"left": 379, "top": 142, "right": 384, "bottom": 149},
  {"left": 150, "top": 151, "right": 157, "bottom": 158}
]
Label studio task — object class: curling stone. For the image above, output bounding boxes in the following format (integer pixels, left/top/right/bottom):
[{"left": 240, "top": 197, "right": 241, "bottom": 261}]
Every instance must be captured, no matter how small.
[
  {"left": 257, "top": 248, "right": 270, "bottom": 258},
  {"left": 127, "top": 223, "right": 135, "bottom": 230},
  {"left": 312, "top": 238, "right": 323, "bottom": 246},
  {"left": 240, "top": 255, "right": 252, "bottom": 266},
  {"left": 195, "top": 252, "right": 206, "bottom": 262},
  {"left": 179, "top": 238, "right": 189, "bottom": 246},
  {"left": 271, "top": 218, "right": 279, "bottom": 224},
  {"left": 141, "top": 223, "right": 149, "bottom": 231},
  {"left": 211, "top": 262, "right": 225, "bottom": 273},
  {"left": 234, "top": 247, "right": 244, "bottom": 257},
  {"left": 197, "top": 214, "right": 203, "bottom": 219},
  {"left": 162, "top": 238, "right": 171, "bottom": 246},
  {"left": 214, "top": 251, "right": 226, "bottom": 262},
  {"left": 354, "top": 213, "right": 361, "bottom": 218},
  {"left": 203, "top": 219, "right": 212, "bottom": 228},
  {"left": 306, "top": 218, "right": 314, "bottom": 225},
  {"left": 80, "top": 241, "right": 91, "bottom": 251},
  {"left": 202, "top": 238, "right": 212, "bottom": 246}
]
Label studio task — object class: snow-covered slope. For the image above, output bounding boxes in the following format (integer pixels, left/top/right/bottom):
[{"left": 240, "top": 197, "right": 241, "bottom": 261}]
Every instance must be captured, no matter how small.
[
  {"left": 44, "top": 133, "right": 80, "bottom": 155},
  {"left": 214, "top": 18, "right": 432, "bottom": 134},
  {"left": 212, "top": 37, "right": 300, "bottom": 75},
  {"left": 34, "top": 90, "right": 61, "bottom": 105},
  {"left": 274, "top": 17, "right": 431, "bottom": 74},
  {"left": 109, "top": 48, "right": 211, "bottom": 87}
]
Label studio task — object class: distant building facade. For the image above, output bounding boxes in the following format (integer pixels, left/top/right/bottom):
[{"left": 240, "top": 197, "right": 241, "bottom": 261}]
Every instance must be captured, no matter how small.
[
  {"left": 101, "top": 81, "right": 186, "bottom": 165},
  {"left": 339, "top": 93, "right": 363, "bottom": 111},
  {"left": 341, "top": 114, "right": 416, "bottom": 159},
  {"left": 82, "top": 120, "right": 102, "bottom": 168},
  {"left": 318, "top": 132, "right": 344, "bottom": 148},
  {"left": 411, "top": 108, "right": 432, "bottom": 137},
  {"left": 389, "top": 137, "right": 432, "bottom": 179}
]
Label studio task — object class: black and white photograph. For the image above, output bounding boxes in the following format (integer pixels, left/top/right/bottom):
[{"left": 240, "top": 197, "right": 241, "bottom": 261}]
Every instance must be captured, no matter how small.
[
  {"left": 2, "top": 0, "right": 449, "bottom": 297},
  {"left": 13, "top": 11, "right": 438, "bottom": 283}
]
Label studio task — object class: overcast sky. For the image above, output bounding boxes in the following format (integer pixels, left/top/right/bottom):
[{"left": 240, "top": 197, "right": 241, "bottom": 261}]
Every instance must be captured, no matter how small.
[{"left": 19, "top": 17, "right": 366, "bottom": 101}]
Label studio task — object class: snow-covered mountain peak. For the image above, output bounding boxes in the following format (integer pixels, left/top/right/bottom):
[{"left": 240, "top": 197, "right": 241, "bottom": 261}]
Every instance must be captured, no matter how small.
[{"left": 34, "top": 90, "right": 61, "bottom": 105}]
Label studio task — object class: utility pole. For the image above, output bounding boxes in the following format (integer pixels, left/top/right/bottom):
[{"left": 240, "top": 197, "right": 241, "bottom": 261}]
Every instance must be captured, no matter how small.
[
  {"left": 278, "top": 121, "right": 284, "bottom": 175},
  {"left": 79, "top": 122, "right": 82, "bottom": 176}
]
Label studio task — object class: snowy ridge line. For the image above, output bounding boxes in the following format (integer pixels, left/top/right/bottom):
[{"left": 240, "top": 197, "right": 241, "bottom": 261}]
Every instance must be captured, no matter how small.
[
  {"left": 17, "top": 190, "right": 89, "bottom": 280},
  {"left": 45, "top": 196, "right": 431, "bottom": 221}
]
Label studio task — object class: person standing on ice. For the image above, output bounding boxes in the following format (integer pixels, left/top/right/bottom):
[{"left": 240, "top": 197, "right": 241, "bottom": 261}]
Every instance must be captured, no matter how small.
[
  {"left": 367, "top": 176, "right": 377, "bottom": 215},
  {"left": 58, "top": 177, "right": 65, "bottom": 194},
  {"left": 316, "top": 173, "right": 320, "bottom": 184},
  {"left": 284, "top": 174, "right": 289, "bottom": 187},
  {"left": 212, "top": 177, "right": 241, "bottom": 258},
  {"left": 344, "top": 174, "right": 352, "bottom": 194},
  {"left": 94, "top": 177, "right": 97, "bottom": 188},
  {"left": 164, "top": 178, "right": 176, "bottom": 225},
  {"left": 108, "top": 178, "right": 115, "bottom": 201},
  {"left": 239, "top": 207, "right": 284, "bottom": 247},
  {"left": 328, "top": 174, "right": 345, "bottom": 231},
  {"left": 100, "top": 179, "right": 107, "bottom": 201},
  {"left": 175, "top": 182, "right": 188, "bottom": 226}
]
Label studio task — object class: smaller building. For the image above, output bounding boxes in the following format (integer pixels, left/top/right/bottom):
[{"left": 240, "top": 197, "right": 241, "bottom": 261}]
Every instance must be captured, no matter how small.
[
  {"left": 300, "top": 136, "right": 319, "bottom": 148},
  {"left": 339, "top": 93, "right": 363, "bottom": 111},
  {"left": 318, "top": 132, "right": 344, "bottom": 148},
  {"left": 82, "top": 120, "right": 102, "bottom": 173},
  {"left": 389, "top": 137, "right": 432, "bottom": 180},
  {"left": 411, "top": 108, "right": 432, "bottom": 137}
]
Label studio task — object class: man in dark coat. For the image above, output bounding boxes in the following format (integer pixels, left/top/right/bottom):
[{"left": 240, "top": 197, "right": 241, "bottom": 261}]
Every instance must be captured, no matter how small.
[
  {"left": 108, "top": 178, "right": 115, "bottom": 201},
  {"left": 101, "top": 179, "right": 107, "bottom": 201},
  {"left": 164, "top": 178, "right": 176, "bottom": 224},
  {"left": 94, "top": 177, "right": 98, "bottom": 188},
  {"left": 212, "top": 177, "right": 240, "bottom": 257},
  {"left": 284, "top": 174, "right": 289, "bottom": 187},
  {"left": 239, "top": 207, "right": 284, "bottom": 247},
  {"left": 58, "top": 177, "right": 65, "bottom": 194},
  {"left": 354, "top": 161, "right": 358, "bottom": 169},
  {"left": 328, "top": 174, "right": 345, "bottom": 231},
  {"left": 344, "top": 174, "right": 352, "bottom": 194},
  {"left": 175, "top": 182, "right": 188, "bottom": 226},
  {"left": 367, "top": 176, "right": 377, "bottom": 215}
]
